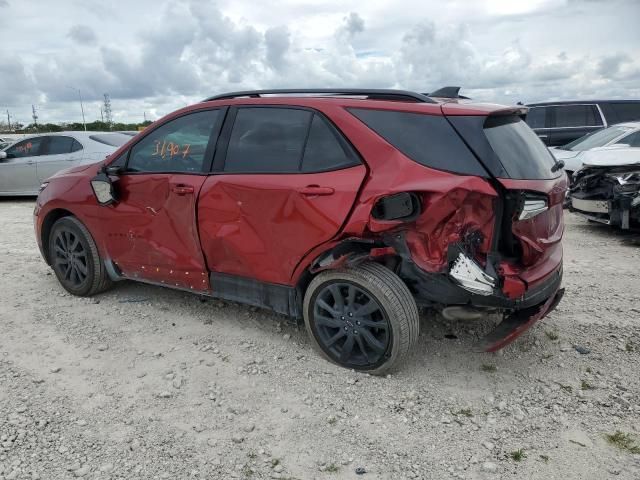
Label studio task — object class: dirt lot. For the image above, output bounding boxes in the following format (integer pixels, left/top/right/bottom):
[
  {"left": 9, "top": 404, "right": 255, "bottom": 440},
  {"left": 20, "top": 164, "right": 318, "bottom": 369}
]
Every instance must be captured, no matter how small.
[{"left": 1, "top": 199, "right": 639, "bottom": 480}]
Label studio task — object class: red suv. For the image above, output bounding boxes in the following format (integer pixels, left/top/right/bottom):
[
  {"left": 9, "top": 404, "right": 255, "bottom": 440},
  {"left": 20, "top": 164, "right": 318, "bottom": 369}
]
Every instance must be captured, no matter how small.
[{"left": 34, "top": 88, "right": 566, "bottom": 374}]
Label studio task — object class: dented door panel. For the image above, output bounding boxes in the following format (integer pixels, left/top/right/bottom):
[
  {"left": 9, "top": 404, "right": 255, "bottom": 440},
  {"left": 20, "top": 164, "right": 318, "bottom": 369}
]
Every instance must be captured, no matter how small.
[
  {"left": 198, "top": 165, "right": 367, "bottom": 285},
  {"left": 98, "top": 173, "right": 210, "bottom": 291}
]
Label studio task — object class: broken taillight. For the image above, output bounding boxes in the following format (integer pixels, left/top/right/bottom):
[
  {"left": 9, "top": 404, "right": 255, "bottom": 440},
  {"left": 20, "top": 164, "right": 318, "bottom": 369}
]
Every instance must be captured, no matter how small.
[{"left": 517, "top": 193, "right": 548, "bottom": 221}]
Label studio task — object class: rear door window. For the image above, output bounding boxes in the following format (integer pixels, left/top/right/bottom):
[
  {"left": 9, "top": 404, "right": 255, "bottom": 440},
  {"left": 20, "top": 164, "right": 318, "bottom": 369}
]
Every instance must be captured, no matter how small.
[
  {"left": 223, "top": 108, "right": 360, "bottom": 173},
  {"left": 552, "top": 105, "right": 602, "bottom": 128},
  {"left": 224, "top": 108, "right": 311, "bottom": 173},
  {"left": 348, "top": 108, "right": 486, "bottom": 176},
  {"left": 484, "top": 116, "right": 560, "bottom": 180},
  {"left": 45, "top": 136, "right": 75, "bottom": 155}
]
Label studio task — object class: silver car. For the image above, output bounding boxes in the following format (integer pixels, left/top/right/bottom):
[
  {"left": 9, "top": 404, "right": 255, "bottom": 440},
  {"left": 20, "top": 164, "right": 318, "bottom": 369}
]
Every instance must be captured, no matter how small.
[{"left": 0, "top": 131, "right": 130, "bottom": 195}]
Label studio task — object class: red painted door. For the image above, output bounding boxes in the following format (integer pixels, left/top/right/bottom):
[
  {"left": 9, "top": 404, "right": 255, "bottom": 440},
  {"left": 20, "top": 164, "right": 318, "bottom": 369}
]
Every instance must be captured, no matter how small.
[
  {"left": 197, "top": 165, "right": 367, "bottom": 285},
  {"left": 98, "top": 174, "right": 209, "bottom": 291},
  {"left": 96, "top": 108, "right": 223, "bottom": 292}
]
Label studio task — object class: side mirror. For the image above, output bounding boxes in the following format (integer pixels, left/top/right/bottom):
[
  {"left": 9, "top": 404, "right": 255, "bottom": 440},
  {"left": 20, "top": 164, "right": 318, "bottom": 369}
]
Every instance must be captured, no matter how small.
[{"left": 90, "top": 171, "right": 116, "bottom": 206}]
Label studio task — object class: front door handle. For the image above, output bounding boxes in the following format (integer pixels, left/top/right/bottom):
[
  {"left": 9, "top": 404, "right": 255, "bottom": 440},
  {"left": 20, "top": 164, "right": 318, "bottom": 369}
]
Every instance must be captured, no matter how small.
[
  {"left": 171, "top": 184, "right": 194, "bottom": 195},
  {"left": 299, "top": 185, "right": 335, "bottom": 196}
]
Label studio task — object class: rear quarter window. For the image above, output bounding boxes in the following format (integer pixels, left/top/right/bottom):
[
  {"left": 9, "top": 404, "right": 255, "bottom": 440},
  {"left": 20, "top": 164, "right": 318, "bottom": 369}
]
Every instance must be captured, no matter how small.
[{"left": 348, "top": 108, "right": 487, "bottom": 176}]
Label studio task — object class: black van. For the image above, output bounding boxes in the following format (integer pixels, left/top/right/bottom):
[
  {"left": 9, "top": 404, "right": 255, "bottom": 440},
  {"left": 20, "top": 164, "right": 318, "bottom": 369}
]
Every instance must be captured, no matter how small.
[{"left": 525, "top": 100, "right": 640, "bottom": 147}]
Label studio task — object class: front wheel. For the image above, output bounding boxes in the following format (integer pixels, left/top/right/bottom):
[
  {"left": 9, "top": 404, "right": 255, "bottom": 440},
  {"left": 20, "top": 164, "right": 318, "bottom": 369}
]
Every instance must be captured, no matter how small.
[
  {"left": 303, "top": 262, "right": 419, "bottom": 375},
  {"left": 49, "top": 216, "right": 113, "bottom": 296}
]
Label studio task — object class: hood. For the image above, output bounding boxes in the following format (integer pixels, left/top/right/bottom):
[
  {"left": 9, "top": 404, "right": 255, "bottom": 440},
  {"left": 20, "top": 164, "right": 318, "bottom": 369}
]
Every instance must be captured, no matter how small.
[
  {"left": 581, "top": 147, "right": 640, "bottom": 168},
  {"left": 48, "top": 161, "right": 100, "bottom": 180}
]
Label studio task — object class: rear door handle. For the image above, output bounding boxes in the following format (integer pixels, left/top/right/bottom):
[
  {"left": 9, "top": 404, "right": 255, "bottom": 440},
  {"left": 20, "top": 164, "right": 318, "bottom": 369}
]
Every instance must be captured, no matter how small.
[
  {"left": 171, "top": 184, "right": 194, "bottom": 195},
  {"left": 299, "top": 185, "right": 335, "bottom": 196}
]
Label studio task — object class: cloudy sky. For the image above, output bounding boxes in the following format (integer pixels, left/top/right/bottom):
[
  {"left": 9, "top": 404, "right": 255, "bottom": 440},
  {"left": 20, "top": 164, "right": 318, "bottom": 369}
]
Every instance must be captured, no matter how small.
[{"left": 1, "top": 0, "right": 639, "bottom": 125}]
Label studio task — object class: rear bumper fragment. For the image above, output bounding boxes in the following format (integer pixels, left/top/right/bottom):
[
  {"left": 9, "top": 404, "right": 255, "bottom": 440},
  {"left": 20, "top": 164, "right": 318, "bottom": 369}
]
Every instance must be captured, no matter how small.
[{"left": 478, "top": 287, "right": 564, "bottom": 352}]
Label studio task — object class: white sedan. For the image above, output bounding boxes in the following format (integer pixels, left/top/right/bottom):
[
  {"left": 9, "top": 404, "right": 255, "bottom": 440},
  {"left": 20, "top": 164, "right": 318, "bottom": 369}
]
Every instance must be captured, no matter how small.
[
  {"left": 550, "top": 122, "right": 640, "bottom": 176},
  {"left": 0, "top": 131, "right": 130, "bottom": 196}
]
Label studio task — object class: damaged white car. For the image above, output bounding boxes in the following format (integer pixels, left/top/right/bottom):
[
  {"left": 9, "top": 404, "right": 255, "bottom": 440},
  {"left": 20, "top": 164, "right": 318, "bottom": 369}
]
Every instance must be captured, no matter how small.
[
  {"left": 569, "top": 147, "right": 640, "bottom": 230},
  {"left": 551, "top": 122, "right": 640, "bottom": 178}
]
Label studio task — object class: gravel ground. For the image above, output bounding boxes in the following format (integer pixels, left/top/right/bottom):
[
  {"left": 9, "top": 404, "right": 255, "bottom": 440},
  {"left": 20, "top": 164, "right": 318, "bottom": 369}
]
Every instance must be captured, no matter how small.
[{"left": 1, "top": 198, "right": 639, "bottom": 480}]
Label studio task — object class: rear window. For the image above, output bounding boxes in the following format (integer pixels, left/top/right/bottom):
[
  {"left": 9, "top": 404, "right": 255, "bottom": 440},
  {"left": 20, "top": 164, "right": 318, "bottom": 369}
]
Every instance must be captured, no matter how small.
[
  {"left": 484, "top": 116, "right": 560, "bottom": 180},
  {"left": 89, "top": 133, "right": 132, "bottom": 147},
  {"left": 348, "top": 108, "right": 486, "bottom": 176}
]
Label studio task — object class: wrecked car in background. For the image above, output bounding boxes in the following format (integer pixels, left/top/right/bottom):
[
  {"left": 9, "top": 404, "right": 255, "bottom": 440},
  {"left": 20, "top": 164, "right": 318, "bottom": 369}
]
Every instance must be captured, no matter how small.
[
  {"left": 570, "top": 147, "right": 640, "bottom": 230},
  {"left": 34, "top": 88, "right": 566, "bottom": 374},
  {"left": 550, "top": 122, "right": 640, "bottom": 179}
]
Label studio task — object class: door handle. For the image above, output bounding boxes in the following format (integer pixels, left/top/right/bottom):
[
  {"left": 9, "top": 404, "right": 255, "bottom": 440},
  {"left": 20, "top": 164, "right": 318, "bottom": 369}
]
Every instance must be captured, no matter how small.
[
  {"left": 171, "top": 184, "right": 194, "bottom": 195},
  {"left": 299, "top": 185, "right": 335, "bottom": 196}
]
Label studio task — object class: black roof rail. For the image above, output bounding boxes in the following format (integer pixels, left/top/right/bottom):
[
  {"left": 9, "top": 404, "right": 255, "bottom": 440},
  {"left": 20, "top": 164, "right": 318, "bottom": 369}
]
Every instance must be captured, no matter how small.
[
  {"left": 203, "top": 88, "right": 437, "bottom": 104},
  {"left": 425, "top": 86, "right": 470, "bottom": 100}
]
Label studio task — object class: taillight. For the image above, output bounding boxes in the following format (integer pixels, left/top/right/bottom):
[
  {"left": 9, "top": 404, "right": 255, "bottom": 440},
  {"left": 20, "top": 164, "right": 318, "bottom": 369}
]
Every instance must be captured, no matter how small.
[{"left": 517, "top": 193, "right": 548, "bottom": 221}]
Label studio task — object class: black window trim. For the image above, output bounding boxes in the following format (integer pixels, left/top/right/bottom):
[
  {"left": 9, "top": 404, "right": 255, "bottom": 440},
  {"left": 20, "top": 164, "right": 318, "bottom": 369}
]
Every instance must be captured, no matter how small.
[
  {"left": 212, "top": 104, "right": 363, "bottom": 175},
  {"left": 119, "top": 106, "right": 228, "bottom": 176}
]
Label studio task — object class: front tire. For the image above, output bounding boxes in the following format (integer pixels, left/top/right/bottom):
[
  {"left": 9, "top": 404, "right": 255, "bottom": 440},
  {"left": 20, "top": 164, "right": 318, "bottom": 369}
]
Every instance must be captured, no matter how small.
[
  {"left": 303, "top": 262, "right": 419, "bottom": 375},
  {"left": 49, "top": 216, "right": 113, "bottom": 296}
]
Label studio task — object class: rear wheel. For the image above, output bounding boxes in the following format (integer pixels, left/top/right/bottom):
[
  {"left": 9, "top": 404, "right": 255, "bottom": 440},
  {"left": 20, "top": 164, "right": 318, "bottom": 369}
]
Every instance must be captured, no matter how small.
[
  {"left": 303, "top": 262, "right": 419, "bottom": 375},
  {"left": 49, "top": 216, "right": 113, "bottom": 296}
]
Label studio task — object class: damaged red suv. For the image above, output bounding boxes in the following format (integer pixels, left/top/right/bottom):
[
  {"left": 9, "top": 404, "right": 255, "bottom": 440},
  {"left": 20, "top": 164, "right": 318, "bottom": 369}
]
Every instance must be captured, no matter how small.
[{"left": 34, "top": 88, "right": 566, "bottom": 374}]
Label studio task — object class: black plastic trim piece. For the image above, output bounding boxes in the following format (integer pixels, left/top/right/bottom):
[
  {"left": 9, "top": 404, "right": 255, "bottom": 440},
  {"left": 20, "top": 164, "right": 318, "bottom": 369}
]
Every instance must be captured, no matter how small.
[{"left": 209, "top": 272, "right": 301, "bottom": 318}]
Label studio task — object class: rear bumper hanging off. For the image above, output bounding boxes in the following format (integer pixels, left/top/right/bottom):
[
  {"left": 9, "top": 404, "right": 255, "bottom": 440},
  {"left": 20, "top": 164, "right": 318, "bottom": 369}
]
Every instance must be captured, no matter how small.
[{"left": 478, "top": 287, "right": 565, "bottom": 352}]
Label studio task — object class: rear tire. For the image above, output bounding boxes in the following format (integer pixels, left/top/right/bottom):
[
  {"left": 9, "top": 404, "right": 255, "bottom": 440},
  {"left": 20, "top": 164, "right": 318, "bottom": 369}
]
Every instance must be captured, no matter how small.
[
  {"left": 303, "top": 262, "right": 419, "bottom": 375},
  {"left": 49, "top": 216, "right": 113, "bottom": 296}
]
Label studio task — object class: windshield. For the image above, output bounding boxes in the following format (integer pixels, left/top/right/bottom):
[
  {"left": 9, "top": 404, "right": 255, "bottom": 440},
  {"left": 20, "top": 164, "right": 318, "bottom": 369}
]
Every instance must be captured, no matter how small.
[
  {"left": 89, "top": 133, "right": 132, "bottom": 147},
  {"left": 484, "top": 116, "right": 560, "bottom": 180},
  {"left": 562, "top": 126, "right": 632, "bottom": 151}
]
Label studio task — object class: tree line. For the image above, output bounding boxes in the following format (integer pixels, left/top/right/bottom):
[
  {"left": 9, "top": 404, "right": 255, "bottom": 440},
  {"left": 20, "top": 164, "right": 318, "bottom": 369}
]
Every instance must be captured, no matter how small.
[{"left": 0, "top": 120, "right": 153, "bottom": 134}]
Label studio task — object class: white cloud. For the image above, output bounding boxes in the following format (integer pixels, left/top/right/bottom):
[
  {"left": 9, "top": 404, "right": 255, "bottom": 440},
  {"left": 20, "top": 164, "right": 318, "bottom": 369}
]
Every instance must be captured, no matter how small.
[{"left": 0, "top": 0, "right": 638, "bottom": 125}]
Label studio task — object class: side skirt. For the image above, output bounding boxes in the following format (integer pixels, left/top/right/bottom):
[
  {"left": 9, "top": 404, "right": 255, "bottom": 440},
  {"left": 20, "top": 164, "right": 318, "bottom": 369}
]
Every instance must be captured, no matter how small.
[
  {"left": 209, "top": 272, "right": 301, "bottom": 318},
  {"left": 103, "top": 260, "right": 301, "bottom": 318}
]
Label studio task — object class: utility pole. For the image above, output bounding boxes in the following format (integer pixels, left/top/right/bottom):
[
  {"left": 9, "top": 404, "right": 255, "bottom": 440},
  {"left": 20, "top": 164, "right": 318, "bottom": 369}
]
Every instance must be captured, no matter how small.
[
  {"left": 100, "top": 107, "right": 104, "bottom": 123},
  {"left": 32, "top": 105, "right": 38, "bottom": 132},
  {"left": 6, "top": 109, "right": 11, "bottom": 130},
  {"left": 66, "top": 86, "right": 87, "bottom": 131},
  {"left": 143, "top": 111, "right": 147, "bottom": 122},
  {"left": 103, "top": 93, "right": 113, "bottom": 130}
]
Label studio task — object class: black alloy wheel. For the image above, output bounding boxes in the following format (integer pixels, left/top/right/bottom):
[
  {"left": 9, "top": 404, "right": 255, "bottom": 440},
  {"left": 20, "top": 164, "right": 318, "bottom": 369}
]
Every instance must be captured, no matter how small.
[
  {"left": 312, "top": 281, "right": 391, "bottom": 369},
  {"left": 48, "top": 216, "right": 113, "bottom": 296},
  {"left": 52, "top": 228, "right": 89, "bottom": 288}
]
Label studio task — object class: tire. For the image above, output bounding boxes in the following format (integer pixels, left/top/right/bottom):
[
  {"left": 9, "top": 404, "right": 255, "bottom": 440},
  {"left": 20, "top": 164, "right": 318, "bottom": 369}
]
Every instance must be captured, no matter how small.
[
  {"left": 303, "top": 262, "right": 419, "bottom": 375},
  {"left": 48, "top": 216, "right": 113, "bottom": 296}
]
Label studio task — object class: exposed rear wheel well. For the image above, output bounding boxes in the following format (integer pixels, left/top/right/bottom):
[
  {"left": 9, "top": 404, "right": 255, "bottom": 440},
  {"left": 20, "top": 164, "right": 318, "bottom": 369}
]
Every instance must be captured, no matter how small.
[
  {"left": 41, "top": 209, "right": 75, "bottom": 264},
  {"left": 294, "top": 240, "right": 403, "bottom": 316}
]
